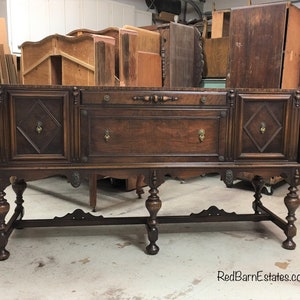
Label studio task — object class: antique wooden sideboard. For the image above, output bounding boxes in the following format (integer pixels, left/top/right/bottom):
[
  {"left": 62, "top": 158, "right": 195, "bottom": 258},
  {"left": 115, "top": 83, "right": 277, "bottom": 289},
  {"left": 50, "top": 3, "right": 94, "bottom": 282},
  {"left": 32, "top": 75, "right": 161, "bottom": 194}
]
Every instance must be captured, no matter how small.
[{"left": 1, "top": 85, "right": 300, "bottom": 261}]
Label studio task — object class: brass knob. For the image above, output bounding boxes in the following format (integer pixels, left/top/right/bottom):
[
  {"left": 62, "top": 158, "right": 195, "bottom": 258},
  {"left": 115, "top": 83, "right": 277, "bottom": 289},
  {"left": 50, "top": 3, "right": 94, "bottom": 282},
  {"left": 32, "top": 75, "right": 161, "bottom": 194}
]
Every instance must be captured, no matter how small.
[
  {"left": 104, "top": 129, "right": 111, "bottom": 142},
  {"left": 260, "top": 122, "right": 266, "bottom": 134},
  {"left": 103, "top": 94, "right": 110, "bottom": 102},
  {"left": 198, "top": 129, "right": 205, "bottom": 142},
  {"left": 200, "top": 96, "right": 206, "bottom": 104},
  {"left": 36, "top": 121, "right": 43, "bottom": 134}
]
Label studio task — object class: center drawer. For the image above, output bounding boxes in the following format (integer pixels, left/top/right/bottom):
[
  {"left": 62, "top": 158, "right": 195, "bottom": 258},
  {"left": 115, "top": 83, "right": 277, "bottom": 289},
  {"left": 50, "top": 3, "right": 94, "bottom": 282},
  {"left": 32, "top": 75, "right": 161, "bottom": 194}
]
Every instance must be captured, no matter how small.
[{"left": 80, "top": 107, "right": 229, "bottom": 163}]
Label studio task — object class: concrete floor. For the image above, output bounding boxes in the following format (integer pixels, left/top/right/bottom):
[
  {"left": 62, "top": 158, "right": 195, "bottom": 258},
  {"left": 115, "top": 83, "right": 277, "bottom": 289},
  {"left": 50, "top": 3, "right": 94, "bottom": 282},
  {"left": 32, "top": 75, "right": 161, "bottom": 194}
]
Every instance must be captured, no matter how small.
[{"left": 1, "top": 174, "right": 300, "bottom": 300}]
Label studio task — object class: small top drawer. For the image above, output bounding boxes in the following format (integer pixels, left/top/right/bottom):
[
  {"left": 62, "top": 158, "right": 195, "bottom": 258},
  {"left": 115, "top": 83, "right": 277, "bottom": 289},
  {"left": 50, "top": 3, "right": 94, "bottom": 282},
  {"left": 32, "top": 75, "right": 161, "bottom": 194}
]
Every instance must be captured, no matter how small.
[{"left": 80, "top": 88, "right": 229, "bottom": 106}]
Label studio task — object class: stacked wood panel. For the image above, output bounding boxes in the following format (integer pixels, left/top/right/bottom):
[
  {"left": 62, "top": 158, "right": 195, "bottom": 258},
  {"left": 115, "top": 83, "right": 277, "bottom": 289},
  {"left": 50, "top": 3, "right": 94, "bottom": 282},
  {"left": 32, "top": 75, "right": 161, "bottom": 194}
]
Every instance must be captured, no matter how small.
[
  {"left": 21, "top": 26, "right": 162, "bottom": 87},
  {"left": 0, "top": 18, "right": 18, "bottom": 84}
]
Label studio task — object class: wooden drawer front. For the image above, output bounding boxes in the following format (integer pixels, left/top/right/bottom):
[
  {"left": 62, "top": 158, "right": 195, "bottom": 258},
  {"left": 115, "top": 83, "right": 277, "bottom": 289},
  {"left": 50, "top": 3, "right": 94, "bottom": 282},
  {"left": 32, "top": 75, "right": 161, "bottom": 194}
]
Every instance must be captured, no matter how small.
[
  {"left": 80, "top": 108, "right": 228, "bottom": 163},
  {"left": 9, "top": 90, "right": 70, "bottom": 161},
  {"left": 81, "top": 89, "right": 228, "bottom": 106},
  {"left": 236, "top": 93, "right": 291, "bottom": 160}
]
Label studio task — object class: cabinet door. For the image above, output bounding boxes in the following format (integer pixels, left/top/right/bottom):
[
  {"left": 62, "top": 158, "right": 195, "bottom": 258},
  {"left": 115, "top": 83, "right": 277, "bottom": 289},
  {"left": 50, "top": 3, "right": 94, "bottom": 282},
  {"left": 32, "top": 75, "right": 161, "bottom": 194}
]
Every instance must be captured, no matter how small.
[
  {"left": 8, "top": 89, "right": 71, "bottom": 161},
  {"left": 80, "top": 106, "right": 229, "bottom": 163},
  {"left": 235, "top": 92, "right": 294, "bottom": 160},
  {"left": 226, "top": 2, "right": 287, "bottom": 88}
]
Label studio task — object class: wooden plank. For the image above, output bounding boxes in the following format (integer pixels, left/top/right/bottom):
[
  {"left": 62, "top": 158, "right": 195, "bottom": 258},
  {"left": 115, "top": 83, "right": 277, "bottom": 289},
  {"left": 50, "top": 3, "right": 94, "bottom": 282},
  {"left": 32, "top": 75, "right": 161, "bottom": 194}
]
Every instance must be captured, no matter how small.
[
  {"left": 95, "top": 40, "right": 115, "bottom": 86},
  {"left": 226, "top": 2, "right": 287, "bottom": 88},
  {"left": 281, "top": 4, "right": 300, "bottom": 88},
  {"left": 211, "top": 10, "right": 230, "bottom": 38},
  {"left": 5, "top": 54, "right": 19, "bottom": 84},
  {"left": 0, "top": 44, "right": 9, "bottom": 83},
  {"left": 169, "top": 22, "right": 195, "bottom": 87},
  {"left": 203, "top": 37, "right": 229, "bottom": 78},
  {"left": 137, "top": 51, "right": 162, "bottom": 87},
  {"left": 123, "top": 25, "right": 160, "bottom": 53},
  {"left": 119, "top": 29, "right": 138, "bottom": 87},
  {"left": 0, "top": 18, "right": 11, "bottom": 54}
]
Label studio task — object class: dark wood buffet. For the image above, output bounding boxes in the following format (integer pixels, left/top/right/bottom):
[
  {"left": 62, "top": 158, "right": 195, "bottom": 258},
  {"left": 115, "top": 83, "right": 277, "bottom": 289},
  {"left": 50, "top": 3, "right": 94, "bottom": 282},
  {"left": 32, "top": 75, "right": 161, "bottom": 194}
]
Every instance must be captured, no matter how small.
[{"left": 1, "top": 85, "right": 300, "bottom": 260}]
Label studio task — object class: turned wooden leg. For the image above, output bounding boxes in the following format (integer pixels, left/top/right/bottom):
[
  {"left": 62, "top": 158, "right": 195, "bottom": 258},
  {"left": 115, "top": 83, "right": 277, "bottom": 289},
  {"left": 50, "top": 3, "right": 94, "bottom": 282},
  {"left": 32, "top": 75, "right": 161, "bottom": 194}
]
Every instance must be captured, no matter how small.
[
  {"left": 251, "top": 175, "right": 265, "bottom": 214},
  {"left": 136, "top": 174, "right": 145, "bottom": 199},
  {"left": 282, "top": 183, "right": 300, "bottom": 250},
  {"left": 11, "top": 177, "right": 27, "bottom": 220},
  {"left": 89, "top": 174, "right": 97, "bottom": 212},
  {"left": 0, "top": 190, "right": 10, "bottom": 260},
  {"left": 145, "top": 171, "right": 162, "bottom": 255}
]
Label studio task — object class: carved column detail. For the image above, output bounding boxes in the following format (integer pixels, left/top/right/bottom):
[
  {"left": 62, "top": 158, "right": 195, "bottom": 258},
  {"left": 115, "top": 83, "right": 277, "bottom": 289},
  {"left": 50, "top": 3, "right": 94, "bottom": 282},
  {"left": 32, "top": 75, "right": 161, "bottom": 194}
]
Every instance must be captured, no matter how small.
[
  {"left": 251, "top": 175, "right": 265, "bottom": 214},
  {"left": 11, "top": 177, "right": 27, "bottom": 220},
  {"left": 0, "top": 189, "right": 10, "bottom": 260},
  {"left": 282, "top": 169, "right": 300, "bottom": 250},
  {"left": 145, "top": 170, "right": 162, "bottom": 255}
]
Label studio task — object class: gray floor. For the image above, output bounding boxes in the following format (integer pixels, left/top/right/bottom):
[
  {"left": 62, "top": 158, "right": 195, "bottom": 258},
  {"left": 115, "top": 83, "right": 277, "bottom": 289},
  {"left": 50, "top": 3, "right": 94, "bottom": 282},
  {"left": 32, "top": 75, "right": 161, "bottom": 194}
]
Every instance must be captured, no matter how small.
[{"left": 1, "top": 174, "right": 300, "bottom": 300}]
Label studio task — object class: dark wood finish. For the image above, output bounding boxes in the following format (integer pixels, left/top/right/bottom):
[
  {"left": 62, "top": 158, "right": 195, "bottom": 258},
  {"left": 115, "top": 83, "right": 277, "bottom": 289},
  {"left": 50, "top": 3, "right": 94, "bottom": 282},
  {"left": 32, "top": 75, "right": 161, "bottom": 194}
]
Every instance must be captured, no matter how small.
[
  {"left": 0, "top": 85, "right": 300, "bottom": 261},
  {"left": 153, "top": 23, "right": 203, "bottom": 88},
  {"left": 227, "top": 2, "right": 300, "bottom": 89}
]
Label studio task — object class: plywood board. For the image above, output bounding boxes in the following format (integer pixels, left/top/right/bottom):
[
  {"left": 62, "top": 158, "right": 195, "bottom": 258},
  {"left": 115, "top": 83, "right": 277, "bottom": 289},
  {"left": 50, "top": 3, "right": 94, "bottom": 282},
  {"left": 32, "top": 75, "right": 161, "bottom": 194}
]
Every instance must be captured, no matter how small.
[
  {"left": 95, "top": 40, "right": 115, "bottom": 86},
  {"left": 203, "top": 37, "right": 229, "bottom": 78},
  {"left": 169, "top": 22, "right": 194, "bottom": 87},
  {"left": 211, "top": 10, "right": 230, "bottom": 38},
  {"left": 227, "top": 3, "right": 287, "bottom": 88},
  {"left": 0, "top": 18, "right": 10, "bottom": 54},
  {"left": 119, "top": 29, "right": 138, "bottom": 87},
  {"left": 0, "top": 44, "right": 9, "bottom": 83},
  {"left": 123, "top": 25, "right": 160, "bottom": 53},
  {"left": 137, "top": 51, "right": 162, "bottom": 87}
]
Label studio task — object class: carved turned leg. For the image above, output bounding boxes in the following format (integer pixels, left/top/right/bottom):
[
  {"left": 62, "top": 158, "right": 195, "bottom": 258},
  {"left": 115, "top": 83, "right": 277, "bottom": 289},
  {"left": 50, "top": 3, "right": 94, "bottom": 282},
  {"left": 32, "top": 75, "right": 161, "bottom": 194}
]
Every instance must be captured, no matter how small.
[
  {"left": 89, "top": 174, "right": 97, "bottom": 212},
  {"left": 282, "top": 183, "right": 300, "bottom": 250},
  {"left": 251, "top": 175, "right": 265, "bottom": 214},
  {"left": 11, "top": 177, "right": 27, "bottom": 224},
  {"left": 0, "top": 190, "right": 10, "bottom": 260},
  {"left": 145, "top": 171, "right": 162, "bottom": 255}
]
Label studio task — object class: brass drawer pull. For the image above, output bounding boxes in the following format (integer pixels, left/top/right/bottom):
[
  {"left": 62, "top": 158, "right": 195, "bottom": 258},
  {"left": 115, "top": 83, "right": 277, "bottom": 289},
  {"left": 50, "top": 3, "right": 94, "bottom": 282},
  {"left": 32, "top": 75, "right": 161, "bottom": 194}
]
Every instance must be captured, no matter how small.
[
  {"left": 104, "top": 129, "right": 111, "bottom": 142},
  {"left": 132, "top": 94, "right": 178, "bottom": 103},
  {"left": 260, "top": 122, "right": 266, "bottom": 134},
  {"left": 200, "top": 96, "right": 206, "bottom": 104},
  {"left": 36, "top": 121, "right": 43, "bottom": 134},
  {"left": 103, "top": 94, "right": 110, "bottom": 102},
  {"left": 198, "top": 129, "right": 205, "bottom": 142}
]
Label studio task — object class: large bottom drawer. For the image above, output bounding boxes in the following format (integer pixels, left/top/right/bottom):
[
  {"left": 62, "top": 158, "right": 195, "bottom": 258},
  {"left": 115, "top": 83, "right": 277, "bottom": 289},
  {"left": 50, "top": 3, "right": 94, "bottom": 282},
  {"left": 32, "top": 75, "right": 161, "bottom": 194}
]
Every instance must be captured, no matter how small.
[{"left": 80, "top": 107, "right": 229, "bottom": 163}]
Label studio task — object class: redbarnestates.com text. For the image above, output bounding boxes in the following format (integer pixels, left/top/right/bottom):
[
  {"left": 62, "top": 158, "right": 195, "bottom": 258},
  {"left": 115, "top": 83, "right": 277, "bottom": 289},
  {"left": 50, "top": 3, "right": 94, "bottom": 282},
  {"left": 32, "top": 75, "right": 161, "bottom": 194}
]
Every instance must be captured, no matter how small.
[{"left": 217, "top": 270, "right": 300, "bottom": 282}]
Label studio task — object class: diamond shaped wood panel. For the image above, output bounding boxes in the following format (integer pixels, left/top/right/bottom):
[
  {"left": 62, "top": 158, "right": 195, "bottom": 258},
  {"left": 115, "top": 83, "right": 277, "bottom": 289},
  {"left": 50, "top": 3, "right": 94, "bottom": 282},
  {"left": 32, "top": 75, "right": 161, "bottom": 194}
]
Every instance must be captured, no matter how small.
[
  {"left": 9, "top": 89, "right": 70, "bottom": 161},
  {"left": 235, "top": 93, "right": 292, "bottom": 160}
]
